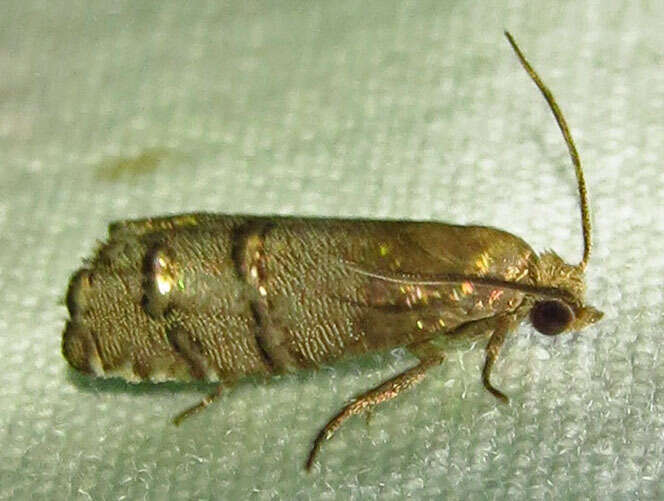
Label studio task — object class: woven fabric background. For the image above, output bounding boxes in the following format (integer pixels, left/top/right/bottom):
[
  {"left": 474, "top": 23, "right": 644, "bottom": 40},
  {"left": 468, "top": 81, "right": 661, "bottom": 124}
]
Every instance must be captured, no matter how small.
[{"left": 1, "top": 1, "right": 662, "bottom": 499}]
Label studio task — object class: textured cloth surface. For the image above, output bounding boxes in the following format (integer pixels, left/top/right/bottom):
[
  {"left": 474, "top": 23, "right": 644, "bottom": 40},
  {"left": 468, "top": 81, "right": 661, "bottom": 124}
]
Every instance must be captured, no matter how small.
[{"left": 1, "top": 1, "right": 663, "bottom": 499}]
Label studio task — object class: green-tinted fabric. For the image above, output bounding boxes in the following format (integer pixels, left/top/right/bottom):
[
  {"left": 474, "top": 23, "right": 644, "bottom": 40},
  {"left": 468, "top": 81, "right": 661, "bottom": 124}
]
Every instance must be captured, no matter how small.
[{"left": 1, "top": 1, "right": 662, "bottom": 499}]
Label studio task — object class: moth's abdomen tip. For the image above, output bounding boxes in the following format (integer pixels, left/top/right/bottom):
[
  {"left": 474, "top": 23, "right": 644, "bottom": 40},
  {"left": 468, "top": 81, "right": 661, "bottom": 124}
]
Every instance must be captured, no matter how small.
[
  {"left": 65, "top": 268, "right": 93, "bottom": 317},
  {"left": 63, "top": 268, "right": 108, "bottom": 376},
  {"left": 62, "top": 320, "right": 104, "bottom": 377},
  {"left": 61, "top": 321, "right": 82, "bottom": 368}
]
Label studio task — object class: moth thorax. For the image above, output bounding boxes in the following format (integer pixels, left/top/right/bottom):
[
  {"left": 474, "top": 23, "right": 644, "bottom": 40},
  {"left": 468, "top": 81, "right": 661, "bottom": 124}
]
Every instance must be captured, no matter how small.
[{"left": 536, "top": 251, "right": 586, "bottom": 301}]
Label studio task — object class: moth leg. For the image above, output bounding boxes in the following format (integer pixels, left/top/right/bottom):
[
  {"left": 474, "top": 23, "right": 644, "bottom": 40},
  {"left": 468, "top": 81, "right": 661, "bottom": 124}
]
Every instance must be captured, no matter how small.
[
  {"left": 482, "top": 316, "right": 512, "bottom": 404},
  {"left": 305, "top": 341, "right": 445, "bottom": 471},
  {"left": 172, "top": 384, "right": 223, "bottom": 426}
]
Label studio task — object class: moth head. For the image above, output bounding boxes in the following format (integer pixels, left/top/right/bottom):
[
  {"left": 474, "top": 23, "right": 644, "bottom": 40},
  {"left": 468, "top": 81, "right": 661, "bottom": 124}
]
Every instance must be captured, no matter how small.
[
  {"left": 530, "top": 299, "right": 603, "bottom": 336},
  {"left": 530, "top": 251, "right": 603, "bottom": 336}
]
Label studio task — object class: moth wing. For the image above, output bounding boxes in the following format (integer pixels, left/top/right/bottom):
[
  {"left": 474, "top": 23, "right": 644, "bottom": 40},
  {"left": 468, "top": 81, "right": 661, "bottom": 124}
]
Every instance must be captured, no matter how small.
[{"left": 258, "top": 220, "right": 536, "bottom": 361}]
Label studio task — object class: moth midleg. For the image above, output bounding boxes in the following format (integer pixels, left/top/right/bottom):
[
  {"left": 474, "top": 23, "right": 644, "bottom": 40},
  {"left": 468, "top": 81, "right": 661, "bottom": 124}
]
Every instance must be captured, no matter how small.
[
  {"left": 305, "top": 340, "right": 446, "bottom": 471},
  {"left": 482, "top": 315, "right": 516, "bottom": 404},
  {"left": 172, "top": 384, "right": 224, "bottom": 426}
]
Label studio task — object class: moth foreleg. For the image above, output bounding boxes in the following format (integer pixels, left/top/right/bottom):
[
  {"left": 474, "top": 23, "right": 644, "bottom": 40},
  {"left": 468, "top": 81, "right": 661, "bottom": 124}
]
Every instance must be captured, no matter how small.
[
  {"left": 482, "top": 315, "right": 515, "bottom": 404},
  {"left": 172, "top": 384, "right": 224, "bottom": 426},
  {"left": 305, "top": 341, "right": 446, "bottom": 471}
]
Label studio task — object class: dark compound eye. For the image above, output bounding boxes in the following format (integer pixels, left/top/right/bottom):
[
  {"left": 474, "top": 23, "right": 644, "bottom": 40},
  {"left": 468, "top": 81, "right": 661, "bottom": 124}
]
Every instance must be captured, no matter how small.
[{"left": 530, "top": 300, "right": 574, "bottom": 336}]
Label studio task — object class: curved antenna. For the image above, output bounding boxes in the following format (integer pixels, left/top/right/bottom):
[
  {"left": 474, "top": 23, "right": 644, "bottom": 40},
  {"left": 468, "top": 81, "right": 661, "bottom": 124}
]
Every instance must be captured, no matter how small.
[
  {"left": 342, "top": 260, "right": 579, "bottom": 306},
  {"left": 504, "top": 31, "right": 592, "bottom": 270}
]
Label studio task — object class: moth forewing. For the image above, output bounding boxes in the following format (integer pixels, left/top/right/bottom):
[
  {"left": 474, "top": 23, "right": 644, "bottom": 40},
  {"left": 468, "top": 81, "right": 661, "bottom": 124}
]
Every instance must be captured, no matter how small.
[{"left": 62, "top": 32, "right": 603, "bottom": 471}]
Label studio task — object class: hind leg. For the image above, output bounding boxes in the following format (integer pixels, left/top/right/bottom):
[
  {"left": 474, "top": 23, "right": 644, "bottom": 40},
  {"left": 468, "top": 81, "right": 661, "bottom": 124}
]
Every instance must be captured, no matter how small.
[{"left": 305, "top": 340, "right": 445, "bottom": 471}]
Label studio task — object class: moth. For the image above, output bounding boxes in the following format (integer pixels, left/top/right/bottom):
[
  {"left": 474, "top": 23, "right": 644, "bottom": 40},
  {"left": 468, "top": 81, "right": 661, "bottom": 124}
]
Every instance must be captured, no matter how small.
[{"left": 62, "top": 33, "right": 603, "bottom": 470}]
